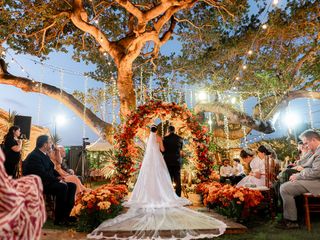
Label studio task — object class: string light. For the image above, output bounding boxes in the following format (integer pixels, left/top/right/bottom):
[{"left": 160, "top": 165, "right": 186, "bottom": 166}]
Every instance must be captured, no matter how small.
[
  {"left": 83, "top": 76, "right": 88, "bottom": 138},
  {"left": 223, "top": 115, "right": 230, "bottom": 150},
  {"left": 247, "top": 50, "right": 253, "bottom": 55},
  {"left": 262, "top": 24, "right": 268, "bottom": 29},
  {"left": 307, "top": 98, "right": 314, "bottom": 128},
  {"left": 103, "top": 82, "right": 107, "bottom": 122},
  {"left": 273, "top": 0, "right": 279, "bottom": 5},
  {"left": 239, "top": 94, "right": 247, "bottom": 147},
  {"left": 112, "top": 76, "right": 117, "bottom": 127},
  {"left": 149, "top": 75, "right": 153, "bottom": 100}
]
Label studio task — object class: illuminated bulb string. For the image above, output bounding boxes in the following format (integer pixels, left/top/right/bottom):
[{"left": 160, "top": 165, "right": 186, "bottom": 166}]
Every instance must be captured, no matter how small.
[
  {"left": 307, "top": 98, "right": 314, "bottom": 128},
  {"left": 112, "top": 77, "right": 117, "bottom": 127},
  {"left": 223, "top": 115, "right": 230, "bottom": 150},
  {"left": 83, "top": 76, "right": 88, "bottom": 138},
  {"left": 239, "top": 94, "right": 247, "bottom": 146}
]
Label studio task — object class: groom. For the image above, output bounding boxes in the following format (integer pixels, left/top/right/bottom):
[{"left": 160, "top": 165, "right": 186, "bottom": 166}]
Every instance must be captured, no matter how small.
[{"left": 163, "top": 126, "right": 183, "bottom": 197}]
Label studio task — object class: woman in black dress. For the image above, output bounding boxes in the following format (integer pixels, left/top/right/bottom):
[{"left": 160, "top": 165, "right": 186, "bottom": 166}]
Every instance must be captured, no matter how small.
[{"left": 3, "top": 125, "right": 22, "bottom": 178}]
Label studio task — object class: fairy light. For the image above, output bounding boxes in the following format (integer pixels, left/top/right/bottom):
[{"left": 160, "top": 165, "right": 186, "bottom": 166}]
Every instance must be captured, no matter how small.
[
  {"left": 162, "top": 121, "right": 164, "bottom": 138},
  {"left": 307, "top": 98, "right": 314, "bottom": 128},
  {"left": 102, "top": 82, "right": 107, "bottom": 122},
  {"left": 178, "top": 90, "right": 183, "bottom": 105},
  {"left": 239, "top": 94, "right": 247, "bottom": 147},
  {"left": 247, "top": 50, "right": 253, "bottom": 55},
  {"left": 59, "top": 68, "right": 64, "bottom": 104},
  {"left": 242, "top": 65, "right": 247, "bottom": 70},
  {"left": 273, "top": 0, "right": 279, "bottom": 5},
  {"left": 208, "top": 112, "right": 213, "bottom": 133},
  {"left": 83, "top": 76, "right": 88, "bottom": 138},
  {"left": 223, "top": 115, "right": 230, "bottom": 150},
  {"left": 262, "top": 24, "right": 267, "bottom": 29},
  {"left": 149, "top": 75, "right": 153, "bottom": 100},
  {"left": 112, "top": 76, "right": 117, "bottom": 127},
  {"left": 140, "top": 67, "right": 144, "bottom": 105},
  {"left": 37, "top": 62, "right": 45, "bottom": 125},
  {"left": 190, "top": 90, "right": 193, "bottom": 109}
]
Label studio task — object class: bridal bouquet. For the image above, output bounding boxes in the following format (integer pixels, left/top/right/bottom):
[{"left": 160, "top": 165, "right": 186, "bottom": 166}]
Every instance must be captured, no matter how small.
[
  {"left": 71, "top": 184, "right": 128, "bottom": 232},
  {"left": 197, "top": 182, "right": 263, "bottom": 220}
]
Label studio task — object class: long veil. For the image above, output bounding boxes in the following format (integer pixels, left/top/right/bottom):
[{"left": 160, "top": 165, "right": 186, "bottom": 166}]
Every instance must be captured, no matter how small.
[{"left": 88, "top": 132, "right": 226, "bottom": 239}]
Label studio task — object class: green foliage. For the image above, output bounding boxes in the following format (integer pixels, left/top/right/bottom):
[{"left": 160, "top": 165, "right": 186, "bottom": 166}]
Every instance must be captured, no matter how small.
[{"left": 174, "top": 0, "right": 320, "bottom": 99}]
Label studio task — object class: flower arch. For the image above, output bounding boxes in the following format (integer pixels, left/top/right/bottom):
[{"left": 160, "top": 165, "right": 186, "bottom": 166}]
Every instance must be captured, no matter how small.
[{"left": 113, "top": 101, "right": 213, "bottom": 185}]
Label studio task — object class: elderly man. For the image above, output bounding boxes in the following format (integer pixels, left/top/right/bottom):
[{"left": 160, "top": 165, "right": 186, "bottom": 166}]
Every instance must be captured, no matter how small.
[
  {"left": 278, "top": 129, "right": 320, "bottom": 229},
  {"left": 23, "top": 135, "right": 76, "bottom": 226}
]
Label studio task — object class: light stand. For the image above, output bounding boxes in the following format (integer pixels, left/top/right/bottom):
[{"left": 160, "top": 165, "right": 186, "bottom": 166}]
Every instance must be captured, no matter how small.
[{"left": 80, "top": 137, "right": 90, "bottom": 180}]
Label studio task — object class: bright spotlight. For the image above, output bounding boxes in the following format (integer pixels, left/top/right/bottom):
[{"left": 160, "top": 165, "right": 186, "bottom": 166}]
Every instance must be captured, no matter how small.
[
  {"left": 197, "top": 91, "right": 208, "bottom": 103},
  {"left": 55, "top": 115, "right": 67, "bottom": 126},
  {"left": 283, "top": 112, "right": 300, "bottom": 129}
]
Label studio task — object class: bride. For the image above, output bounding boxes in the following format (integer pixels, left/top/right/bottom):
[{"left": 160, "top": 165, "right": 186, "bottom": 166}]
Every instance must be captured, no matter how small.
[{"left": 88, "top": 125, "right": 226, "bottom": 239}]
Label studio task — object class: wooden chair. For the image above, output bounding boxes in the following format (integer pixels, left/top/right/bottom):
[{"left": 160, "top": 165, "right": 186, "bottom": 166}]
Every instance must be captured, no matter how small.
[
  {"left": 303, "top": 193, "right": 320, "bottom": 231},
  {"left": 260, "top": 156, "right": 277, "bottom": 218}
]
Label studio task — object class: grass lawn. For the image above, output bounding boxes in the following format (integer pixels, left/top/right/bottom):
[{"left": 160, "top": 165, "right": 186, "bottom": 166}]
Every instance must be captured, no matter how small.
[{"left": 216, "top": 216, "right": 320, "bottom": 240}]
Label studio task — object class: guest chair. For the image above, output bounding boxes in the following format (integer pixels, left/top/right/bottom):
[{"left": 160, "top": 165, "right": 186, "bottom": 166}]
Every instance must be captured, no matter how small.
[{"left": 303, "top": 193, "right": 320, "bottom": 231}]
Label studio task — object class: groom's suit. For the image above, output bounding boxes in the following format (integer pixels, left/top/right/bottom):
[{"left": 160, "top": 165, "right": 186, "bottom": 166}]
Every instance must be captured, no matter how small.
[{"left": 163, "top": 133, "right": 183, "bottom": 196}]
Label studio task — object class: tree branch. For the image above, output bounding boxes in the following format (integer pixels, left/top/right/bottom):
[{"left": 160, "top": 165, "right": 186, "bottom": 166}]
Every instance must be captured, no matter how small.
[
  {"left": 0, "top": 59, "right": 113, "bottom": 140},
  {"left": 194, "top": 102, "right": 275, "bottom": 136},
  {"left": 70, "top": 0, "right": 120, "bottom": 61}
]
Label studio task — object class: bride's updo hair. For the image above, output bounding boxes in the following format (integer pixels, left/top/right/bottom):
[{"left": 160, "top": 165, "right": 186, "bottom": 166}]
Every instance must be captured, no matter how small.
[{"left": 150, "top": 124, "right": 157, "bottom": 133}]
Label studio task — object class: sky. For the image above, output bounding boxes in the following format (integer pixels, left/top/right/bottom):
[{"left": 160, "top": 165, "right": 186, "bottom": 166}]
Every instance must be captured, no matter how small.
[{"left": 0, "top": 0, "right": 319, "bottom": 146}]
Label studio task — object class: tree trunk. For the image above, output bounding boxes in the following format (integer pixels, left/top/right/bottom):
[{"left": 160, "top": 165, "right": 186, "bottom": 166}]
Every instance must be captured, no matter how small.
[{"left": 117, "top": 61, "right": 136, "bottom": 117}]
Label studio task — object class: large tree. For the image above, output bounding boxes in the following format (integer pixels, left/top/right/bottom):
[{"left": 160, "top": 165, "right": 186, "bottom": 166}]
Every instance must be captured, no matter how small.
[
  {"left": 0, "top": 0, "right": 319, "bottom": 140},
  {"left": 0, "top": 0, "right": 247, "bottom": 116}
]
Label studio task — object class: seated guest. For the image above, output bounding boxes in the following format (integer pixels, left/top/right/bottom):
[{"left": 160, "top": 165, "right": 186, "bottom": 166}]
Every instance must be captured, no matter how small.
[
  {"left": 232, "top": 158, "right": 246, "bottom": 185},
  {"left": 277, "top": 129, "right": 320, "bottom": 229},
  {"left": 23, "top": 135, "right": 76, "bottom": 226},
  {"left": 237, "top": 145, "right": 272, "bottom": 187},
  {"left": 278, "top": 141, "right": 313, "bottom": 183},
  {"left": 219, "top": 159, "right": 234, "bottom": 184},
  {"left": 50, "top": 145, "right": 90, "bottom": 197},
  {"left": 0, "top": 148, "right": 46, "bottom": 239},
  {"left": 274, "top": 140, "right": 313, "bottom": 212}
]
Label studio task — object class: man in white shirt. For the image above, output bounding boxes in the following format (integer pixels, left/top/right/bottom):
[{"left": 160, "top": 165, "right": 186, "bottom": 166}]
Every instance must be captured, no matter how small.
[{"left": 220, "top": 159, "right": 234, "bottom": 184}]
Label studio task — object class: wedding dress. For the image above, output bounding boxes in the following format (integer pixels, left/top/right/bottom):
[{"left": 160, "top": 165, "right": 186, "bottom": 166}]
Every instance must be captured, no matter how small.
[{"left": 88, "top": 132, "right": 226, "bottom": 239}]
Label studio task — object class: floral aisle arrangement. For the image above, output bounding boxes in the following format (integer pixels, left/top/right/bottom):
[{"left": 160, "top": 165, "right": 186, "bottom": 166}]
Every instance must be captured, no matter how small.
[
  {"left": 197, "top": 182, "right": 264, "bottom": 219},
  {"left": 71, "top": 184, "right": 128, "bottom": 232},
  {"left": 113, "top": 100, "right": 213, "bottom": 184}
]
